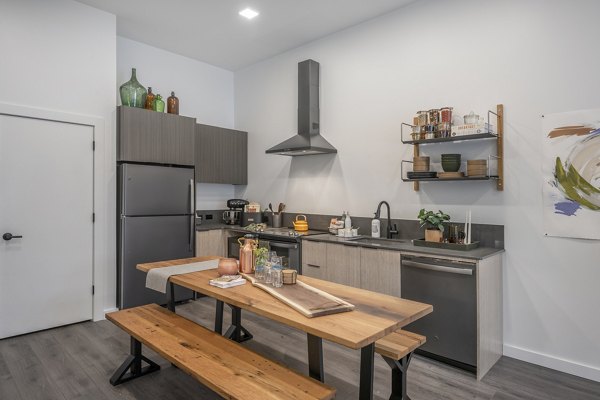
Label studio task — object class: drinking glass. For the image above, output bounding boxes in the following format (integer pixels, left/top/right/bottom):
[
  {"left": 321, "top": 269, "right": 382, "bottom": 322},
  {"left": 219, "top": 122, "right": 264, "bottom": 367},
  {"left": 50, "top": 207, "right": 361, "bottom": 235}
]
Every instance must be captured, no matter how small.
[
  {"left": 265, "top": 264, "right": 273, "bottom": 284},
  {"left": 255, "top": 264, "right": 265, "bottom": 282},
  {"left": 272, "top": 269, "right": 283, "bottom": 288}
]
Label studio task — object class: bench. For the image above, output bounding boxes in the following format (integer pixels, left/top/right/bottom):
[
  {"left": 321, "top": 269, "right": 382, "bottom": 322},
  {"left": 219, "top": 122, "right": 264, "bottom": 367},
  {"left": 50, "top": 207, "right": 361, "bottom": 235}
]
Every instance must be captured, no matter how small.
[
  {"left": 106, "top": 304, "right": 336, "bottom": 400},
  {"left": 375, "top": 330, "right": 426, "bottom": 400}
]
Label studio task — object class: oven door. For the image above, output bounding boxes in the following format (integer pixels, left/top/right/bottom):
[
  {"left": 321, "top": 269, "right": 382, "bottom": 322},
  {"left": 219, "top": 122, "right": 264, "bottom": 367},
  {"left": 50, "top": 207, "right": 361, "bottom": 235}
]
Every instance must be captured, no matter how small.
[{"left": 268, "top": 241, "right": 300, "bottom": 273}]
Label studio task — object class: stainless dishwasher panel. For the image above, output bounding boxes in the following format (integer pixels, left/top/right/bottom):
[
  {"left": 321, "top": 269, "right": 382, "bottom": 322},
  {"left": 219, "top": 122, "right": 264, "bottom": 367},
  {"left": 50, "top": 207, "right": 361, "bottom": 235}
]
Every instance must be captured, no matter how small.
[{"left": 401, "top": 255, "right": 477, "bottom": 368}]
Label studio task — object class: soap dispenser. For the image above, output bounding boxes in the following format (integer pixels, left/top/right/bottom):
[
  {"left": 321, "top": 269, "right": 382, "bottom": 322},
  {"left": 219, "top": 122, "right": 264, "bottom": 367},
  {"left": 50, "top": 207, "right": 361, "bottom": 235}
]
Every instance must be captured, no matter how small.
[{"left": 371, "top": 213, "right": 381, "bottom": 238}]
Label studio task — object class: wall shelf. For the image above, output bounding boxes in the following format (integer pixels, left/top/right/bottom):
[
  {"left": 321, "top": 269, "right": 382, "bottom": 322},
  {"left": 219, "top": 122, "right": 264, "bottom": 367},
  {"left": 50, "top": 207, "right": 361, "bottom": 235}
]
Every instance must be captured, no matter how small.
[{"left": 403, "top": 104, "right": 504, "bottom": 191}]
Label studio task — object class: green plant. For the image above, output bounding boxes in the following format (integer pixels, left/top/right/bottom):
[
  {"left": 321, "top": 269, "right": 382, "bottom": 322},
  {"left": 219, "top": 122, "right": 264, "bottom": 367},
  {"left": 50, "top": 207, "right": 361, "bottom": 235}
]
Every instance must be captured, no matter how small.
[
  {"left": 253, "top": 246, "right": 269, "bottom": 265},
  {"left": 418, "top": 209, "right": 450, "bottom": 232}
]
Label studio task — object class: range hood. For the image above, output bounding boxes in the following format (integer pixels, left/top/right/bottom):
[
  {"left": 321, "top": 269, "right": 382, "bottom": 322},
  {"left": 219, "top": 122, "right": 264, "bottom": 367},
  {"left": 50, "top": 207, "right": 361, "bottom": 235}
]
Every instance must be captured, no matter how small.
[{"left": 266, "top": 59, "right": 337, "bottom": 156}]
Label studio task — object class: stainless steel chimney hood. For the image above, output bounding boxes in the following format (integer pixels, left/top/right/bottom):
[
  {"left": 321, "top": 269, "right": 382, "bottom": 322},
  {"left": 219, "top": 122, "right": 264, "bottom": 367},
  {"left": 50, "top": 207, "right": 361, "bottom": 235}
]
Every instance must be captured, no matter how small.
[{"left": 266, "top": 59, "right": 337, "bottom": 156}]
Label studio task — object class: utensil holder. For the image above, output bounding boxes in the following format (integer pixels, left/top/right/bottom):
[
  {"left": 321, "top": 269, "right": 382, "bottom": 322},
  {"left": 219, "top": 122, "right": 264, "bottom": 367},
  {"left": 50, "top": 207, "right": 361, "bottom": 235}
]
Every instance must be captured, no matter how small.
[{"left": 272, "top": 213, "right": 282, "bottom": 228}]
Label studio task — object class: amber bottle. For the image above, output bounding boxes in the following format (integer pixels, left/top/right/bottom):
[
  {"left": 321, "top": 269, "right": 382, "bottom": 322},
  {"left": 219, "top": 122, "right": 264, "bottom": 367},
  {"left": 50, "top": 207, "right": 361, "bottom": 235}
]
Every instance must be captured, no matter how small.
[
  {"left": 144, "top": 87, "right": 155, "bottom": 110},
  {"left": 167, "top": 91, "right": 179, "bottom": 115}
]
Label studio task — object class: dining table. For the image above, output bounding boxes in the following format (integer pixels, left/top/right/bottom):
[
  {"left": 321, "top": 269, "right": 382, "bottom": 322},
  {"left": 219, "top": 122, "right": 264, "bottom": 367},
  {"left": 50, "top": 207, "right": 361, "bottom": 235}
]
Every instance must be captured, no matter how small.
[{"left": 137, "top": 256, "right": 433, "bottom": 400}]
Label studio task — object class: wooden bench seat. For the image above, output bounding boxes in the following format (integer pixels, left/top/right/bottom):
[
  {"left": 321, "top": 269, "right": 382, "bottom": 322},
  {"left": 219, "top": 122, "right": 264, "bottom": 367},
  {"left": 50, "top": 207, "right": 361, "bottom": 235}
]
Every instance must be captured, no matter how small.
[
  {"left": 375, "top": 330, "right": 426, "bottom": 400},
  {"left": 106, "top": 304, "right": 335, "bottom": 400}
]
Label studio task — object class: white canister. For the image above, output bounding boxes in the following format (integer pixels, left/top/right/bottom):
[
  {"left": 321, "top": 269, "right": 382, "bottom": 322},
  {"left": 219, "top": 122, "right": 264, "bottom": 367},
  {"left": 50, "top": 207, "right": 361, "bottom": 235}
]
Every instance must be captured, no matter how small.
[{"left": 371, "top": 219, "right": 381, "bottom": 238}]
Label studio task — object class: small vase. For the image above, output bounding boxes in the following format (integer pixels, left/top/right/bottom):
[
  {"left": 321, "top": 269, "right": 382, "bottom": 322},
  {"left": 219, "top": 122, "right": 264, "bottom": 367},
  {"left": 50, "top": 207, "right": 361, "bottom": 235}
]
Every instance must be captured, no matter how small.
[
  {"left": 145, "top": 87, "right": 155, "bottom": 110},
  {"left": 119, "top": 68, "right": 147, "bottom": 108},
  {"left": 167, "top": 91, "right": 179, "bottom": 115},
  {"left": 425, "top": 229, "right": 443, "bottom": 242},
  {"left": 153, "top": 94, "right": 165, "bottom": 113}
]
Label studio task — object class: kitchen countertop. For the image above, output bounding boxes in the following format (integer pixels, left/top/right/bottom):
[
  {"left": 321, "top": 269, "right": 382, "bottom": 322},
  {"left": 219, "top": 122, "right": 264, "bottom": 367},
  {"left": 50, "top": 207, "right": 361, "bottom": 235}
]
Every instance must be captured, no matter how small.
[
  {"left": 196, "top": 225, "right": 504, "bottom": 260},
  {"left": 302, "top": 234, "right": 504, "bottom": 260}
]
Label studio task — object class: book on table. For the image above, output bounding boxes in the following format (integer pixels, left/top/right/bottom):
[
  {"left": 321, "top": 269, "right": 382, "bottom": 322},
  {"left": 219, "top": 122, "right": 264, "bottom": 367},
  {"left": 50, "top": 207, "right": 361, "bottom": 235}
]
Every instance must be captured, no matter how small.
[{"left": 209, "top": 275, "right": 246, "bottom": 289}]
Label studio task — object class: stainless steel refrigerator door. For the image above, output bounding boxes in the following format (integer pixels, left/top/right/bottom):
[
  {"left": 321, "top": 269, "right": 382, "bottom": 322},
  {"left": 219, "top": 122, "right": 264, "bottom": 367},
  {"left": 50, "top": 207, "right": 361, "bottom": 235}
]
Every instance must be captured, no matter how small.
[
  {"left": 120, "top": 163, "right": 194, "bottom": 216},
  {"left": 119, "top": 215, "right": 194, "bottom": 309}
]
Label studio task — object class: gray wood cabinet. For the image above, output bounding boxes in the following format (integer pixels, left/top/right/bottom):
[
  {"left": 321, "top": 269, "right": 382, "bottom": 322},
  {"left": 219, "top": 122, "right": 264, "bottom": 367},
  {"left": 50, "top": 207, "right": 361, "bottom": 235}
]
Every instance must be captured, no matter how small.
[
  {"left": 117, "top": 106, "right": 195, "bottom": 166},
  {"left": 359, "top": 248, "right": 401, "bottom": 296},
  {"left": 195, "top": 124, "right": 247, "bottom": 185},
  {"left": 326, "top": 244, "right": 361, "bottom": 288},
  {"left": 195, "top": 230, "right": 226, "bottom": 257},
  {"left": 301, "top": 241, "right": 327, "bottom": 280}
]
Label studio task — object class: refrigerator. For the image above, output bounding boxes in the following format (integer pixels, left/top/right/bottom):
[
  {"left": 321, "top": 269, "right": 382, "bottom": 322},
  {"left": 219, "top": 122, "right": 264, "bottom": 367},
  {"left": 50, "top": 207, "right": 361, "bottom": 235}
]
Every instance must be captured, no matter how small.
[{"left": 117, "top": 163, "right": 195, "bottom": 309}]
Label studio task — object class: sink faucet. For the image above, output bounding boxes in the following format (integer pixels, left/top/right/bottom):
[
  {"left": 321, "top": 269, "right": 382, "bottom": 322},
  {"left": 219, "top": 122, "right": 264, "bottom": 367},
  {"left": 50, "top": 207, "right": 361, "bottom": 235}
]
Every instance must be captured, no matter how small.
[{"left": 375, "top": 201, "right": 398, "bottom": 239}]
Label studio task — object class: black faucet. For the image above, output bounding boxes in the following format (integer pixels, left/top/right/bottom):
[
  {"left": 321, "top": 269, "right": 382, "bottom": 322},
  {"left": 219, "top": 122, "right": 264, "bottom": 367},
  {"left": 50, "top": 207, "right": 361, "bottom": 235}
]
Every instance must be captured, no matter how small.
[{"left": 375, "top": 201, "right": 398, "bottom": 239}]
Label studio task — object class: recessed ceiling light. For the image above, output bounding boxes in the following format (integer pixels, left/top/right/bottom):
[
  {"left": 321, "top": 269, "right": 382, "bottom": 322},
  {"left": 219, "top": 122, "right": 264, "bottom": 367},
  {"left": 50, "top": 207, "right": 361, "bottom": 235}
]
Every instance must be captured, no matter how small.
[{"left": 239, "top": 8, "right": 259, "bottom": 20}]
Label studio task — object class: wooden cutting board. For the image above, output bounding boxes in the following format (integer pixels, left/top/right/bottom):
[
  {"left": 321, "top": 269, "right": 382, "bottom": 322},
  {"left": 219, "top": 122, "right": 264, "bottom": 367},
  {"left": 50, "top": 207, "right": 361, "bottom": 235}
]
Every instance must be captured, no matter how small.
[{"left": 241, "top": 273, "right": 355, "bottom": 318}]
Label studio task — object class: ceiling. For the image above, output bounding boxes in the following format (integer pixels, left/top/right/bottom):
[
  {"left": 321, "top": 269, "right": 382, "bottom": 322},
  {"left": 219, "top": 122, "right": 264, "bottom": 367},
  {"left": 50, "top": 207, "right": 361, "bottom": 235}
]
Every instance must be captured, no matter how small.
[{"left": 76, "top": 0, "right": 416, "bottom": 71}]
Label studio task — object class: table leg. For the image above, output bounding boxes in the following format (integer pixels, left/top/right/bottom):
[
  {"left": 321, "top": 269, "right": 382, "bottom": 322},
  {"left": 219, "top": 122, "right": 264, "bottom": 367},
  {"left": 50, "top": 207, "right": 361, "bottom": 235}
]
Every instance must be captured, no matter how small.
[
  {"left": 359, "top": 343, "right": 375, "bottom": 400},
  {"left": 223, "top": 305, "right": 253, "bottom": 343},
  {"left": 307, "top": 333, "right": 324, "bottom": 382},
  {"left": 215, "top": 300, "right": 224, "bottom": 334},
  {"left": 167, "top": 282, "right": 176, "bottom": 312}
]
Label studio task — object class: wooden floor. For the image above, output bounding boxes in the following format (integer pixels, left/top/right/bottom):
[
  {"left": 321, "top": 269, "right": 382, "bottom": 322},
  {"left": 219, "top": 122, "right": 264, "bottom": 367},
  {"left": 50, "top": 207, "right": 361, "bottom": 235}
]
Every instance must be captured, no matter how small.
[{"left": 1, "top": 297, "right": 599, "bottom": 400}]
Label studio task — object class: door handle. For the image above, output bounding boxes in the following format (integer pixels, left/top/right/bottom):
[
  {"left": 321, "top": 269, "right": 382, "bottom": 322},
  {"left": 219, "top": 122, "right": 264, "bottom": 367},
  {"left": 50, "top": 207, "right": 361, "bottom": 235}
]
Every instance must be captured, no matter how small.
[
  {"left": 402, "top": 260, "right": 473, "bottom": 275},
  {"left": 3, "top": 233, "right": 23, "bottom": 241}
]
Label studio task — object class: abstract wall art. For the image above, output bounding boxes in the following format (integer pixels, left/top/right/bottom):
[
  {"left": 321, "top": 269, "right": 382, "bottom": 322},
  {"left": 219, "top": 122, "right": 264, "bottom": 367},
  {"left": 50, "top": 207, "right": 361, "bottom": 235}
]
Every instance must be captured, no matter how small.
[{"left": 542, "top": 108, "right": 600, "bottom": 239}]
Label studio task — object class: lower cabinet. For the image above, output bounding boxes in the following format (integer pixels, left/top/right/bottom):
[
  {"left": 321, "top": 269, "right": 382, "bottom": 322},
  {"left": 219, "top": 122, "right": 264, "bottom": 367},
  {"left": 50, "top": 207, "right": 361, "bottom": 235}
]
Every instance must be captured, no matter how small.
[
  {"left": 326, "top": 244, "right": 361, "bottom": 288},
  {"left": 301, "top": 241, "right": 327, "bottom": 280},
  {"left": 301, "top": 241, "right": 401, "bottom": 295},
  {"left": 196, "top": 230, "right": 226, "bottom": 257},
  {"left": 360, "top": 248, "right": 401, "bottom": 296}
]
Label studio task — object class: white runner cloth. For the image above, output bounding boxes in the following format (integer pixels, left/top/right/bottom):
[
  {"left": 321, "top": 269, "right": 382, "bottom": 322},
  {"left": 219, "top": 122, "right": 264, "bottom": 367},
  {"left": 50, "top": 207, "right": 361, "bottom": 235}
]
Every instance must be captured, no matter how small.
[{"left": 145, "top": 259, "right": 220, "bottom": 293}]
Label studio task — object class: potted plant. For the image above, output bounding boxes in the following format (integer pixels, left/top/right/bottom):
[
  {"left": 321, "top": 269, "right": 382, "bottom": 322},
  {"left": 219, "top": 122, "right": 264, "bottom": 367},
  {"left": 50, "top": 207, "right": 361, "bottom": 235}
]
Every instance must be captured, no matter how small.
[{"left": 418, "top": 209, "right": 450, "bottom": 242}]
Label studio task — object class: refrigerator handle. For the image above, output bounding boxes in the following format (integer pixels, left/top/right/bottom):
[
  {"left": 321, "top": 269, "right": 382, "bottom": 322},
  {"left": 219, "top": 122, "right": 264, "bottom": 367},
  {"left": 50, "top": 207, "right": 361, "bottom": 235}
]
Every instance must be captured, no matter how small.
[
  {"left": 189, "top": 179, "right": 195, "bottom": 214},
  {"left": 189, "top": 179, "right": 195, "bottom": 253}
]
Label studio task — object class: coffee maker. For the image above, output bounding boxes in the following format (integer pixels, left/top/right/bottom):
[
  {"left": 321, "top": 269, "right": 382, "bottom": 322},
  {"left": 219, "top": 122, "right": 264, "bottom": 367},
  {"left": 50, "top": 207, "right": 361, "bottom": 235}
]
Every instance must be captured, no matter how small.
[{"left": 223, "top": 199, "right": 248, "bottom": 225}]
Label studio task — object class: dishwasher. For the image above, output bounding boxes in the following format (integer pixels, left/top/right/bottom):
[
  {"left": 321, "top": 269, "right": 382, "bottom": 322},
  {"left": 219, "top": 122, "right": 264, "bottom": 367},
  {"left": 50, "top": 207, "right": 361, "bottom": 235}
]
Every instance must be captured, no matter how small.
[{"left": 401, "top": 255, "right": 477, "bottom": 371}]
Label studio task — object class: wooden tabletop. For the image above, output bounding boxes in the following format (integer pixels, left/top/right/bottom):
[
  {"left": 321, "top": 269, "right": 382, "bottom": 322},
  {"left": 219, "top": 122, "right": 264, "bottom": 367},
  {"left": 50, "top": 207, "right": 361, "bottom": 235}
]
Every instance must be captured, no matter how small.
[{"left": 138, "top": 257, "right": 432, "bottom": 350}]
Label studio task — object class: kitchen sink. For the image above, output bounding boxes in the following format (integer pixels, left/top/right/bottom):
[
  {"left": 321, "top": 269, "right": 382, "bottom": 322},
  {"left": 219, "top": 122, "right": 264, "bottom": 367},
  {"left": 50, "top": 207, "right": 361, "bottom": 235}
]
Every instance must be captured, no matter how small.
[{"left": 345, "top": 237, "right": 407, "bottom": 246}]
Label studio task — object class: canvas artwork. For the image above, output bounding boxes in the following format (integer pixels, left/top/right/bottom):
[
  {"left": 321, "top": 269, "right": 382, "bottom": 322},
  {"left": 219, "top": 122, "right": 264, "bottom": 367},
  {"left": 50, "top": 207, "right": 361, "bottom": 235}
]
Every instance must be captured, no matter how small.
[{"left": 542, "top": 109, "right": 600, "bottom": 239}]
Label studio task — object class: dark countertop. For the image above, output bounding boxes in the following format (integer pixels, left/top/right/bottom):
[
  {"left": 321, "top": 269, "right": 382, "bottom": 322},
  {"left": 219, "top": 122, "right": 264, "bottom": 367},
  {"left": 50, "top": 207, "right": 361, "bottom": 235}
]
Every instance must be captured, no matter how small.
[
  {"left": 196, "top": 225, "right": 504, "bottom": 260},
  {"left": 302, "top": 234, "right": 504, "bottom": 260}
]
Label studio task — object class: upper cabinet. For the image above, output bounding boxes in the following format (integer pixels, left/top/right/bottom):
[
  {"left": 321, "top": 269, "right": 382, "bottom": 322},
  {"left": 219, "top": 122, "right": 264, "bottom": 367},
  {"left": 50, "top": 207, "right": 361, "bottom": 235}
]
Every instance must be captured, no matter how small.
[
  {"left": 117, "top": 106, "right": 195, "bottom": 166},
  {"left": 195, "top": 124, "right": 248, "bottom": 185}
]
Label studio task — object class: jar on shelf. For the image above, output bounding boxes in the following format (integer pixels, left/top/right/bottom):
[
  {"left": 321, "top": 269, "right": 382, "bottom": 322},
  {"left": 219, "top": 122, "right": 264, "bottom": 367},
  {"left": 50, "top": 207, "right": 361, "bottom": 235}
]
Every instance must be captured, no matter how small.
[
  {"left": 417, "top": 110, "right": 428, "bottom": 126},
  {"left": 428, "top": 109, "right": 440, "bottom": 125},
  {"left": 153, "top": 94, "right": 165, "bottom": 113},
  {"left": 119, "top": 68, "right": 147, "bottom": 108},
  {"left": 411, "top": 124, "right": 420, "bottom": 140},
  {"left": 424, "top": 124, "right": 436, "bottom": 139},
  {"left": 440, "top": 107, "right": 453, "bottom": 123},
  {"left": 144, "top": 87, "right": 155, "bottom": 110},
  {"left": 438, "top": 122, "right": 451, "bottom": 138},
  {"left": 167, "top": 91, "right": 179, "bottom": 115}
]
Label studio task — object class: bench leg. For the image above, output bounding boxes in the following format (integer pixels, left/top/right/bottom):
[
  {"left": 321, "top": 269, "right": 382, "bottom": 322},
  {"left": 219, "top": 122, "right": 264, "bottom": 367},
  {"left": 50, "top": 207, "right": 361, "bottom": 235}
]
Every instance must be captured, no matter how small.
[
  {"left": 223, "top": 305, "right": 253, "bottom": 343},
  {"left": 167, "top": 282, "right": 176, "bottom": 312},
  {"left": 110, "top": 337, "right": 160, "bottom": 386},
  {"left": 359, "top": 343, "right": 375, "bottom": 400},
  {"left": 382, "top": 353, "right": 413, "bottom": 400}
]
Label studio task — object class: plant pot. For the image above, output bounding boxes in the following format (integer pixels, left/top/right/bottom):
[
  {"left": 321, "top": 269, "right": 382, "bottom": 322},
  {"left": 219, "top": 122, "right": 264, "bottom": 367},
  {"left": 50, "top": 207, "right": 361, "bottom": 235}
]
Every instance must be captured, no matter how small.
[{"left": 425, "top": 229, "right": 443, "bottom": 242}]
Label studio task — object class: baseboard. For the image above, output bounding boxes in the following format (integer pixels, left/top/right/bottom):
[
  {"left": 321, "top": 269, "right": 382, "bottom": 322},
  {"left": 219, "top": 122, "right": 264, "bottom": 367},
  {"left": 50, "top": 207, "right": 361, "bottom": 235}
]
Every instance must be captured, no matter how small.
[
  {"left": 503, "top": 344, "right": 600, "bottom": 382},
  {"left": 96, "top": 307, "right": 118, "bottom": 321}
]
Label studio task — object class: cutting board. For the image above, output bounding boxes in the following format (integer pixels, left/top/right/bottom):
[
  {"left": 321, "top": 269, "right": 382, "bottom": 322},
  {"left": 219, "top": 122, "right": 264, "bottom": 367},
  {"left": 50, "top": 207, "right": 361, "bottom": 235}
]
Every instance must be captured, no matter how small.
[{"left": 241, "top": 273, "right": 355, "bottom": 318}]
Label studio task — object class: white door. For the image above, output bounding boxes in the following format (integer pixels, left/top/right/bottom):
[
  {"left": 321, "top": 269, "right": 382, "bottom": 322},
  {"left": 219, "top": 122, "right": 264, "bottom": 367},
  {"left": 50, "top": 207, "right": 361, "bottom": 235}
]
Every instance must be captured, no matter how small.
[{"left": 0, "top": 114, "right": 94, "bottom": 338}]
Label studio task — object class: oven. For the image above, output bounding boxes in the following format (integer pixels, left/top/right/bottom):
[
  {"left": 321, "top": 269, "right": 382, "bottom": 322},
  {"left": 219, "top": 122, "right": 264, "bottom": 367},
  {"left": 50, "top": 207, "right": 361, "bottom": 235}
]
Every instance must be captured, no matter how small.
[{"left": 227, "top": 233, "right": 302, "bottom": 273}]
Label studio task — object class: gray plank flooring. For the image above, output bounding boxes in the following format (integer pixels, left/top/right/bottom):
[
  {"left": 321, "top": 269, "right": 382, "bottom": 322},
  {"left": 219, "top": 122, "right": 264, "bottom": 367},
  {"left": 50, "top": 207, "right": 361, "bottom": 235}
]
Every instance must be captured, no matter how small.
[{"left": 1, "top": 297, "right": 599, "bottom": 400}]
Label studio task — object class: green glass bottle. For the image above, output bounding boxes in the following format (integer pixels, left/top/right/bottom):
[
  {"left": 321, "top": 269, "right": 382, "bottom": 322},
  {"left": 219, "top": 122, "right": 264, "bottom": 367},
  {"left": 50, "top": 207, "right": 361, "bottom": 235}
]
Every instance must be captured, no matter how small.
[
  {"left": 153, "top": 94, "right": 165, "bottom": 113},
  {"left": 119, "top": 68, "right": 147, "bottom": 108}
]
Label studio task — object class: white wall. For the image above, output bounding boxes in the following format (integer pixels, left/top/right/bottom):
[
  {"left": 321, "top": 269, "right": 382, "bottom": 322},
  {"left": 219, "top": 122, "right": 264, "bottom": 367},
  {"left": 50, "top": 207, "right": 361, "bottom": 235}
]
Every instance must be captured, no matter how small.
[
  {"left": 117, "top": 37, "right": 236, "bottom": 209},
  {"left": 235, "top": 0, "right": 600, "bottom": 381},
  {"left": 0, "top": 0, "right": 117, "bottom": 315}
]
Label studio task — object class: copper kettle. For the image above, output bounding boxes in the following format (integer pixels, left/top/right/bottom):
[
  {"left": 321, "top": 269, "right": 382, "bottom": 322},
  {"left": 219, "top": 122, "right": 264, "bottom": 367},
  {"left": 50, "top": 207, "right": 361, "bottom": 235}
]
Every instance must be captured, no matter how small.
[{"left": 238, "top": 235, "right": 257, "bottom": 274}]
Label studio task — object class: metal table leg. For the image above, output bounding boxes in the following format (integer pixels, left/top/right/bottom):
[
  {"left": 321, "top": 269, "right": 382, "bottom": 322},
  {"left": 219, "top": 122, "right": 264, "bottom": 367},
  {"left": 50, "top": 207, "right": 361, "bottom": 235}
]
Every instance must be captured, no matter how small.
[
  {"left": 167, "top": 282, "right": 175, "bottom": 312},
  {"left": 215, "top": 300, "right": 224, "bottom": 334},
  {"left": 359, "top": 343, "right": 375, "bottom": 400},
  {"left": 307, "top": 333, "right": 324, "bottom": 382},
  {"left": 110, "top": 337, "right": 160, "bottom": 386},
  {"left": 223, "top": 305, "right": 253, "bottom": 343}
]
